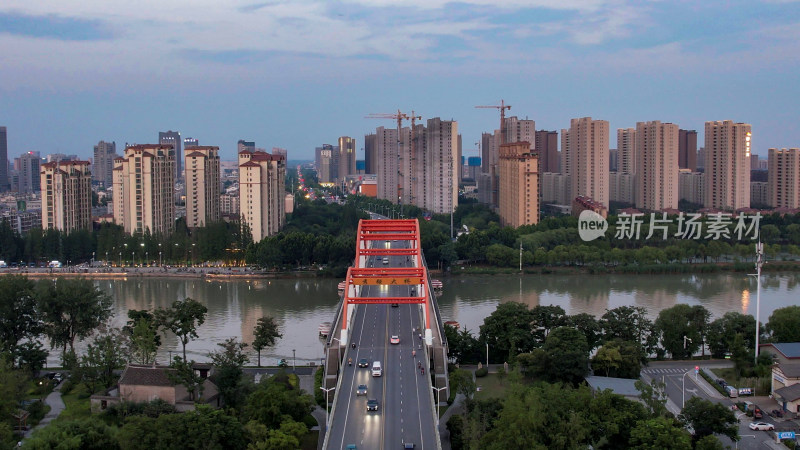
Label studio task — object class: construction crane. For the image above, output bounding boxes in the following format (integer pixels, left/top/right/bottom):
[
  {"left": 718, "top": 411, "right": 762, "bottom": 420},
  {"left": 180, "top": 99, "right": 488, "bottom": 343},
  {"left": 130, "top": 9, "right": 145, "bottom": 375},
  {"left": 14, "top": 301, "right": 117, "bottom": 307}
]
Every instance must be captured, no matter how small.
[
  {"left": 475, "top": 99, "right": 511, "bottom": 144},
  {"left": 365, "top": 109, "right": 423, "bottom": 205},
  {"left": 365, "top": 110, "right": 409, "bottom": 206}
]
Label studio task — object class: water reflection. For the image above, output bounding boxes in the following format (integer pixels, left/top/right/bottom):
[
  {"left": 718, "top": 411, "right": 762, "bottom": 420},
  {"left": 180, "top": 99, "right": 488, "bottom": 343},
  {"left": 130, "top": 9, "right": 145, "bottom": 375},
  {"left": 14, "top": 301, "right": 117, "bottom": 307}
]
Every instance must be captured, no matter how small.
[{"left": 43, "top": 272, "right": 799, "bottom": 365}]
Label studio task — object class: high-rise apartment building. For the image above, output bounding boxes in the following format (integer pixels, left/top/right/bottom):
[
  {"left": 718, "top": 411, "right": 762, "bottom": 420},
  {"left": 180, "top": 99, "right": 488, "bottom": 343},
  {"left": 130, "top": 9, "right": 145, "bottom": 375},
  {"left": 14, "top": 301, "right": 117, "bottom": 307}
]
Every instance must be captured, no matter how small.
[
  {"left": 185, "top": 146, "right": 220, "bottom": 228},
  {"left": 504, "top": 117, "right": 535, "bottom": 147},
  {"left": 751, "top": 181, "right": 769, "bottom": 208},
  {"left": 15, "top": 152, "right": 41, "bottom": 193},
  {"left": 535, "top": 130, "right": 559, "bottom": 173},
  {"left": 376, "top": 127, "right": 399, "bottom": 203},
  {"left": 364, "top": 133, "right": 376, "bottom": 174},
  {"left": 768, "top": 148, "right": 800, "bottom": 209},
  {"left": 562, "top": 117, "right": 609, "bottom": 208},
  {"left": 0, "top": 126, "right": 8, "bottom": 191},
  {"left": 93, "top": 141, "right": 117, "bottom": 188},
  {"left": 338, "top": 136, "right": 356, "bottom": 183},
  {"left": 678, "top": 169, "right": 704, "bottom": 205},
  {"left": 184, "top": 137, "right": 199, "bottom": 148},
  {"left": 238, "top": 150, "right": 286, "bottom": 242},
  {"left": 479, "top": 131, "right": 500, "bottom": 207},
  {"left": 635, "top": 121, "right": 679, "bottom": 211},
  {"left": 617, "top": 128, "right": 637, "bottom": 175},
  {"left": 112, "top": 144, "right": 176, "bottom": 235},
  {"left": 678, "top": 129, "right": 698, "bottom": 171},
  {"left": 498, "top": 142, "right": 539, "bottom": 227},
  {"left": 159, "top": 131, "right": 182, "bottom": 181},
  {"left": 316, "top": 145, "right": 334, "bottom": 183},
  {"left": 703, "top": 120, "right": 751, "bottom": 211},
  {"left": 420, "top": 118, "right": 458, "bottom": 214},
  {"left": 40, "top": 160, "right": 92, "bottom": 232}
]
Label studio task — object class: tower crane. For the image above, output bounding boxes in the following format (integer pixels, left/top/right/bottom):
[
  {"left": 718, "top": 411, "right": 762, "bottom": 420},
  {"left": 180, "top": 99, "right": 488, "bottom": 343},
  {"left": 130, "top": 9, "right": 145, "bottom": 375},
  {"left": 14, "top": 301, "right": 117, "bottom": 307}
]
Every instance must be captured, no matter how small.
[
  {"left": 475, "top": 100, "right": 511, "bottom": 144},
  {"left": 365, "top": 110, "right": 422, "bottom": 206}
]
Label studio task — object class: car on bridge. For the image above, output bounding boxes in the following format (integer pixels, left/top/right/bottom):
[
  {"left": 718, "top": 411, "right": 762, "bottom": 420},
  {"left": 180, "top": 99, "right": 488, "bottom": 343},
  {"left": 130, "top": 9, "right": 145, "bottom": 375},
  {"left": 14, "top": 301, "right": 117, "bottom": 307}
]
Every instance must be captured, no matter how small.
[
  {"left": 390, "top": 335, "right": 400, "bottom": 344},
  {"left": 367, "top": 399, "right": 379, "bottom": 411},
  {"left": 356, "top": 384, "right": 367, "bottom": 396},
  {"left": 749, "top": 422, "right": 774, "bottom": 431},
  {"left": 358, "top": 358, "right": 369, "bottom": 368}
]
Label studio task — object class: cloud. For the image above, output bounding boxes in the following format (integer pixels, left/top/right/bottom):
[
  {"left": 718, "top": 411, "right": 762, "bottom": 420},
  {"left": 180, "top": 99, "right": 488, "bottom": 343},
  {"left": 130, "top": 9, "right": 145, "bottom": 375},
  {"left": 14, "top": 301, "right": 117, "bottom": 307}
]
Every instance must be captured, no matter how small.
[{"left": 0, "top": 12, "right": 113, "bottom": 40}]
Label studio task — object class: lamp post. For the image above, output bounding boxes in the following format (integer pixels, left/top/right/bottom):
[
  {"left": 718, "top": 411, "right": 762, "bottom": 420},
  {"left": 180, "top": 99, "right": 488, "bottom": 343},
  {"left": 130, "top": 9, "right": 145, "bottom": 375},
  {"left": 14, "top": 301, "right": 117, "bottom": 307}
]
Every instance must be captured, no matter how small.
[
  {"left": 140, "top": 243, "right": 145, "bottom": 266},
  {"left": 118, "top": 251, "right": 122, "bottom": 268},
  {"left": 485, "top": 336, "right": 489, "bottom": 367},
  {"left": 320, "top": 386, "right": 335, "bottom": 426},
  {"left": 105, "top": 251, "right": 108, "bottom": 266},
  {"left": 158, "top": 243, "right": 162, "bottom": 267},
  {"left": 751, "top": 241, "right": 764, "bottom": 365},
  {"left": 292, "top": 349, "right": 296, "bottom": 373},
  {"left": 191, "top": 243, "right": 196, "bottom": 266},
  {"left": 124, "top": 244, "right": 128, "bottom": 266},
  {"left": 92, "top": 252, "right": 95, "bottom": 267},
  {"left": 682, "top": 369, "right": 694, "bottom": 408},
  {"left": 145, "top": 251, "right": 148, "bottom": 267},
  {"left": 433, "top": 386, "right": 447, "bottom": 425}
]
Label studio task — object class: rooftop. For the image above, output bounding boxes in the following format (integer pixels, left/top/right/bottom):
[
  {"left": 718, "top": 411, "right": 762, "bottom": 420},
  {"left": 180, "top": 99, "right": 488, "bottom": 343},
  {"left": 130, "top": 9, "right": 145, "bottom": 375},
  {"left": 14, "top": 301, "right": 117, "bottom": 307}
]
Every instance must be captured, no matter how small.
[
  {"left": 119, "top": 365, "right": 175, "bottom": 387},
  {"left": 763, "top": 342, "right": 800, "bottom": 359},
  {"left": 775, "top": 382, "right": 800, "bottom": 402}
]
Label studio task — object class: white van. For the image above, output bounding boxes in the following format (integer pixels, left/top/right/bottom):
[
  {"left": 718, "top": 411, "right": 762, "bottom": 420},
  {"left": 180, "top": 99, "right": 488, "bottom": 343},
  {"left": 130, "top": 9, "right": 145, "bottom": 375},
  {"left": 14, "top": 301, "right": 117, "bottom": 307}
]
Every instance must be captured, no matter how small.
[
  {"left": 382, "top": 257, "right": 389, "bottom": 265},
  {"left": 0, "top": 261, "right": 7, "bottom": 268},
  {"left": 48, "top": 260, "right": 62, "bottom": 268},
  {"left": 371, "top": 361, "right": 382, "bottom": 377}
]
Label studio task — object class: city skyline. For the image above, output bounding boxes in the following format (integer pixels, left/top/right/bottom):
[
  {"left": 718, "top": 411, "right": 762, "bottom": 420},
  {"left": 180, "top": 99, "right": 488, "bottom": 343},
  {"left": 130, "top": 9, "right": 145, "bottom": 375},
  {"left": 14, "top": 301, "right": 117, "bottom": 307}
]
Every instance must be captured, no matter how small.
[{"left": 1, "top": 1, "right": 799, "bottom": 161}]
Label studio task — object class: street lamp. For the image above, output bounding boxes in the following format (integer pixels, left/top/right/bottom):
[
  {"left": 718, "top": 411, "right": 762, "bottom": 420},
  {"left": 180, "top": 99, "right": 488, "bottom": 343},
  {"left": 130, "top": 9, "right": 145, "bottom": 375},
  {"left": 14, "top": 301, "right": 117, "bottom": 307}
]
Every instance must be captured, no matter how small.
[
  {"left": 118, "top": 251, "right": 122, "bottom": 268},
  {"left": 292, "top": 349, "right": 296, "bottom": 373},
  {"left": 433, "top": 386, "right": 447, "bottom": 425},
  {"left": 681, "top": 368, "right": 697, "bottom": 408},
  {"left": 749, "top": 242, "right": 764, "bottom": 365},
  {"left": 145, "top": 251, "right": 148, "bottom": 267},
  {"left": 158, "top": 243, "right": 162, "bottom": 267},
  {"left": 191, "top": 243, "right": 196, "bottom": 266},
  {"left": 320, "top": 386, "right": 335, "bottom": 426},
  {"left": 485, "top": 335, "right": 490, "bottom": 367},
  {"left": 140, "top": 243, "right": 145, "bottom": 266}
]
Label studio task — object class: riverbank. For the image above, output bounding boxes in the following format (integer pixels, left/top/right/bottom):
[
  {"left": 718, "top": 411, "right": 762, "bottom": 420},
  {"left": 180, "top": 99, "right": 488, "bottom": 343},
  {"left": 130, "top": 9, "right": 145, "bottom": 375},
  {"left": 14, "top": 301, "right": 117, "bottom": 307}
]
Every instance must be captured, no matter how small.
[
  {"left": 451, "top": 260, "right": 800, "bottom": 276},
  {"left": 0, "top": 267, "right": 335, "bottom": 280}
]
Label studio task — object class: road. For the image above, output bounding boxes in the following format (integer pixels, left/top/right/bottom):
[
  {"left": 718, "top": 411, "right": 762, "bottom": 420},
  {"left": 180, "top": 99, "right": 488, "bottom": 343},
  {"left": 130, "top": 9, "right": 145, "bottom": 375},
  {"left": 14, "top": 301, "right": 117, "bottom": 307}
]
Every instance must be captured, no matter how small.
[
  {"left": 642, "top": 361, "right": 785, "bottom": 450},
  {"left": 326, "top": 242, "right": 438, "bottom": 450}
]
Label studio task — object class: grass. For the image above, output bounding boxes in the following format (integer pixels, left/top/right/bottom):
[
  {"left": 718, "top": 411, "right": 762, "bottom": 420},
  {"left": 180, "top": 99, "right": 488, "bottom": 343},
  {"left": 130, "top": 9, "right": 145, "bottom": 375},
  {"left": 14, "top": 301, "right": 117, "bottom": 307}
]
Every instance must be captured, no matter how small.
[
  {"left": 300, "top": 430, "right": 319, "bottom": 450},
  {"left": 52, "top": 383, "right": 92, "bottom": 423},
  {"left": 473, "top": 373, "right": 511, "bottom": 401}
]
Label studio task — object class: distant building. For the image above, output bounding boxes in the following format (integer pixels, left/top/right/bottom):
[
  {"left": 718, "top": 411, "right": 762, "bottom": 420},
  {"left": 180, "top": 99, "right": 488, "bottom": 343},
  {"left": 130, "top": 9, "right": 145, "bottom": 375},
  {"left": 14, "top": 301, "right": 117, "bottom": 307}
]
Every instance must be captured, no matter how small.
[
  {"left": 0, "top": 209, "right": 41, "bottom": 235},
  {"left": 465, "top": 156, "right": 481, "bottom": 180},
  {"left": 338, "top": 136, "right": 356, "bottom": 183},
  {"left": 316, "top": 145, "right": 334, "bottom": 183},
  {"left": 184, "top": 137, "right": 199, "bottom": 148},
  {"left": 15, "top": 152, "right": 41, "bottom": 193},
  {"left": 678, "top": 129, "right": 698, "bottom": 171},
  {"left": 563, "top": 117, "right": 609, "bottom": 209},
  {"left": 0, "top": 126, "right": 7, "bottom": 191},
  {"left": 238, "top": 149, "right": 286, "bottom": 242},
  {"left": 541, "top": 172, "right": 571, "bottom": 205},
  {"left": 185, "top": 146, "right": 221, "bottom": 228},
  {"left": 608, "top": 149, "right": 618, "bottom": 173},
  {"left": 609, "top": 172, "right": 635, "bottom": 204},
  {"left": 113, "top": 144, "right": 176, "bottom": 235},
  {"left": 768, "top": 148, "right": 800, "bottom": 209},
  {"left": 617, "top": 128, "right": 636, "bottom": 175},
  {"left": 751, "top": 181, "right": 769, "bottom": 207},
  {"left": 159, "top": 130, "right": 182, "bottom": 181},
  {"left": 703, "top": 120, "right": 751, "bottom": 211},
  {"left": 40, "top": 160, "right": 92, "bottom": 232},
  {"left": 272, "top": 147, "right": 288, "bottom": 159},
  {"left": 237, "top": 140, "right": 255, "bottom": 154},
  {"left": 679, "top": 170, "right": 704, "bottom": 205},
  {"left": 363, "top": 133, "right": 376, "bottom": 174},
  {"left": 220, "top": 193, "right": 239, "bottom": 215},
  {"left": 93, "top": 141, "right": 117, "bottom": 188},
  {"left": 376, "top": 127, "right": 399, "bottom": 203},
  {"left": 535, "top": 130, "right": 559, "bottom": 173},
  {"left": 635, "top": 121, "right": 679, "bottom": 211},
  {"left": 750, "top": 153, "right": 760, "bottom": 171},
  {"left": 498, "top": 141, "right": 538, "bottom": 227},
  {"left": 572, "top": 195, "right": 607, "bottom": 219},
  {"left": 421, "top": 118, "right": 458, "bottom": 214}
]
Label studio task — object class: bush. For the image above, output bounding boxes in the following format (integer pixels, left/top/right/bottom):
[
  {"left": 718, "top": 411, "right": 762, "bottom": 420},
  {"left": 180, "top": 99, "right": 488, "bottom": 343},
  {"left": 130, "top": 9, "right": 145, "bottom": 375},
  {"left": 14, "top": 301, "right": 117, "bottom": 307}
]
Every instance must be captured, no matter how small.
[
  {"left": 26, "top": 399, "right": 48, "bottom": 423},
  {"left": 475, "top": 367, "right": 488, "bottom": 378},
  {"left": 314, "top": 366, "right": 326, "bottom": 407}
]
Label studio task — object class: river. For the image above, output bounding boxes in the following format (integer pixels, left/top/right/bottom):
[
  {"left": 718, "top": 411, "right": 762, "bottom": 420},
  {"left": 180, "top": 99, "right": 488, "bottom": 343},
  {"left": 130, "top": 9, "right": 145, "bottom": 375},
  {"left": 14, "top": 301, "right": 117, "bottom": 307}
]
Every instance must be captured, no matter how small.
[{"left": 44, "top": 271, "right": 800, "bottom": 366}]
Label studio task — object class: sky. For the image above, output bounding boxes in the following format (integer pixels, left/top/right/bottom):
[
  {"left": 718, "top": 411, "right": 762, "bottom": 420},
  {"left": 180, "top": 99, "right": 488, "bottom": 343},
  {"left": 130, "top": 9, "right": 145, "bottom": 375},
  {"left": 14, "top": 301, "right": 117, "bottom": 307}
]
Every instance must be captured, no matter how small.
[{"left": 1, "top": 0, "right": 799, "bottom": 162}]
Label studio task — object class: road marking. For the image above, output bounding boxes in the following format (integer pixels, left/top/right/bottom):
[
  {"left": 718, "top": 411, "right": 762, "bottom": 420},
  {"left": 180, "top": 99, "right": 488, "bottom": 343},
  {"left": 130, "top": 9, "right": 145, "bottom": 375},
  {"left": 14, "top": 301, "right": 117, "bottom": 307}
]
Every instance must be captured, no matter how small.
[{"left": 338, "top": 298, "right": 371, "bottom": 450}]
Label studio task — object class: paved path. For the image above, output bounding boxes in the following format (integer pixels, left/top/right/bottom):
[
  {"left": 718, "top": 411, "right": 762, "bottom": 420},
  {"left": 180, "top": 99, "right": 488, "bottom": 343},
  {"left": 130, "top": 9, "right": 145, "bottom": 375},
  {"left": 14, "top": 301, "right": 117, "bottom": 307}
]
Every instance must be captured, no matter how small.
[{"left": 24, "top": 382, "right": 65, "bottom": 438}]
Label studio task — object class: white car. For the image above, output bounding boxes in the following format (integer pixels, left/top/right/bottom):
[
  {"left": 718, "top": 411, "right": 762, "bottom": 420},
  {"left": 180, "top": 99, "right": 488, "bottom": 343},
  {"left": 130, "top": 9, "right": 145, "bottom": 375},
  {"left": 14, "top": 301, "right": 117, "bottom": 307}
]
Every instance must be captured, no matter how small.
[
  {"left": 748, "top": 422, "right": 774, "bottom": 431},
  {"left": 390, "top": 335, "right": 400, "bottom": 345}
]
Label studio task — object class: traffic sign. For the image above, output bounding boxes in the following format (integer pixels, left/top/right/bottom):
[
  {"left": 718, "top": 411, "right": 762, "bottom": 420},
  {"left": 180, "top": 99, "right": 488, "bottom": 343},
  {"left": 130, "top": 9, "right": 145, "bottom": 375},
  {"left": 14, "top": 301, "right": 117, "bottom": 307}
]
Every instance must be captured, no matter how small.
[
  {"left": 695, "top": 365, "right": 699, "bottom": 373},
  {"left": 777, "top": 431, "right": 795, "bottom": 440}
]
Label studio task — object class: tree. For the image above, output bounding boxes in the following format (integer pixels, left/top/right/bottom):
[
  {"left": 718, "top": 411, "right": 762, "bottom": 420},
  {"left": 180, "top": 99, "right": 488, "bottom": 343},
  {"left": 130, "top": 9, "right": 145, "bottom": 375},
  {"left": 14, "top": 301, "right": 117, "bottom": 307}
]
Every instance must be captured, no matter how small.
[
  {"left": 766, "top": 305, "right": 800, "bottom": 342},
  {"left": 600, "top": 306, "right": 656, "bottom": 363},
  {"left": 679, "top": 397, "right": 738, "bottom": 441},
  {"left": 567, "top": 313, "right": 602, "bottom": 351},
  {"left": 16, "top": 341, "right": 49, "bottom": 376},
  {"left": 694, "top": 435, "right": 725, "bottom": 450},
  {"left": 243, "top": 374, "right": 314, "bottom": 429},
  {"left": 592, "top": 345, "right": 622, "bottom": 377},
  {"left": 480, "top": 302, "right": 535, "bottom": 362},
  {"left": 167, "top": 356, "right": 205, "bottom": 402},
  {"left": 592, "top": 339, "right": 641, "bottom": 379},
  {"left": 155, "top": 297, "right": 208, "bottom": 361},
  {"left": 706, "top": 312, "right": 756, "bottom": 358},
  {"left": 654, "top": 304, "right": 706, "bottom": 359},
  {"left": 450, "top": 369, "right": 477, "bottom": 402},
  {"left": 25, "top": 418, "right": 119, "bottom": 450},
  {"left": 128, "top": 318, "right": 159, "bottom": 365},
  {"left": 117, "top": 405, "right": 245, "bottom": 450},
  {"left": 529, "top": 305, "right": 568, "bottom": 346},
  {"left": 540, "top": 327, "right": 589, "bottom": 385},
  {"left": 36, "top": 277, "right": 113, "bottom": 354},
  {"left": 0, "top": 354, "right": 26, "bottom": 430},
  {"left": 208, "top": 338, "right": 249, "bottom": 409},
  {"left": 635, "top": 378, "right": 668, "bottom": 417},
  {"left": 0, "top": 275, "right": 40, "bottom": 364},
  {"left": 78, "top": 327, "right": 127, "bottom": 392},
  {"left": 629, "top": 417, "right": 692, "bottom": 450},
  {"left": 252, "top": 316, "right": 282, "bottom": 367},
  {"left": 586, "top": 389, "right": 650, "bottom": 449}
]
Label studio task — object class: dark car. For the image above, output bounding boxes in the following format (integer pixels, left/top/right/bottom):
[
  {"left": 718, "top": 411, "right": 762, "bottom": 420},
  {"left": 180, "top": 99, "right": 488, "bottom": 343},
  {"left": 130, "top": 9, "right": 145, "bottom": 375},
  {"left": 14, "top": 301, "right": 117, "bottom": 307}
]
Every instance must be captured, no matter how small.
[
  {"left": 366, "top": 399, "right": 379, "bottom": 411},
  {"left": 358, "top": 358, "right": 369, "bottom": 368}
]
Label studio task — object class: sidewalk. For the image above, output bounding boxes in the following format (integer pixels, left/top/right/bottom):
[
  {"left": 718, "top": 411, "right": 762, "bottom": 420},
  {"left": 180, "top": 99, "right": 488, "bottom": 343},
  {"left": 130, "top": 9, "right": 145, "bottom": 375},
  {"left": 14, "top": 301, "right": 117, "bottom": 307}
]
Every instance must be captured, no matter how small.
[{"left": 24, "top": 382, "right": 65, "bottom": 438}]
